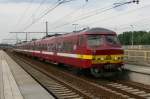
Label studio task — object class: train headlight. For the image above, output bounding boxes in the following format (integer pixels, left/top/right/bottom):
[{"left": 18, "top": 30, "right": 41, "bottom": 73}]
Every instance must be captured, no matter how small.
[
  {"left": 114, "top": 57, "right": 118, "bottom": 60},
  {"left": 100, "top": 57, "right": 104, "bottom": 61}
]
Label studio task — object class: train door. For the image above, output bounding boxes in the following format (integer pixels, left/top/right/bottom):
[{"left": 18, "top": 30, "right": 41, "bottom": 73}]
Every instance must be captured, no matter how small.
[{"left": 77, "top": 35, "right": 86, "bottom": 53}]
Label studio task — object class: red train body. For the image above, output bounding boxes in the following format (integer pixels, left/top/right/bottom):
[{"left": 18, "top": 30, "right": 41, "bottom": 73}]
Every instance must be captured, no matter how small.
[{"left": 15, "top": 28, "right": 124, "bottom": 77}]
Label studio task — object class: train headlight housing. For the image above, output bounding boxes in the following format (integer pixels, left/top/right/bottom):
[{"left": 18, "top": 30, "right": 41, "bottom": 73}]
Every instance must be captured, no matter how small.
[
  {"left": 100, "top": 57, "right": 104, "bottom": 61},
  {"left": 120, "top": 56, "right": 124, "bottom": 60},
  {"left": 92, "top": 56, "right": 96, "bottom": 60}
]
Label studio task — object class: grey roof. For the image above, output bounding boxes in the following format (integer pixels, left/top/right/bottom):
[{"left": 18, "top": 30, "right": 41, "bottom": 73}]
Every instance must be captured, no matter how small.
[{"left": 85, "top": 27, "right": 115, "bottom": 33}]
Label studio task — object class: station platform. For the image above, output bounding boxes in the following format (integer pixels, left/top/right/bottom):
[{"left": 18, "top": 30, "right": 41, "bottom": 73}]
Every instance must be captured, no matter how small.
[
  {"left": 124, "top": 64, "right": 150, "bottom": 75},
  {"left": 0, "top": 50, "right": 54, "bottom": 99}
]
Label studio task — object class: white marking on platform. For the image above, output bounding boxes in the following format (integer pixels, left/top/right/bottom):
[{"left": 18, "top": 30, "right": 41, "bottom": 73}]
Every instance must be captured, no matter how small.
[{"left": 2, "top": 60, "right": 23, "bottom": 99}]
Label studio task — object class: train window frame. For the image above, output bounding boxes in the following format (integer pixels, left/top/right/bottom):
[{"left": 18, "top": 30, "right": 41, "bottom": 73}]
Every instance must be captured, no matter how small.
[
  {"left": 87, "top": 35, "right": 103, "bottom": 47},
  {"left": 105, "top": 35, "right": 120, "bottom": 45},
  {"left": 62, "top": 41, "right": 74, "bottom": 52},
  {"left": 57, "top": 42, "right": 62, "bottom": 52}
]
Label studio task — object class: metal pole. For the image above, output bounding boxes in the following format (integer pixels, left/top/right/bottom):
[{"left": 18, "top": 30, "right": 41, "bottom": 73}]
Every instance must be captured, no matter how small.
[
  {"left": 72, "top": 24, "right": 78, "bottom": 32},
  {"left": 16, "top": 33, "right": 18, "bottom": 43},
  {"left": 46, "top": 21, "right": 48, "bottom": 36},
  {"left": 132, "top": 32, "right": 133, "bottom": 46},
  {"left": 26, "top": 32, "right": 28, "bottom": 41},
  {"left": 130, "top": 25, "right": 134, "bottom": 47}
]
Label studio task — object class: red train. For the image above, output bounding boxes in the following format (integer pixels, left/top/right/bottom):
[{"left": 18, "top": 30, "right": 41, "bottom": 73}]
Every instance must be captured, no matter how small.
[{"left": 15, "top": 28, "right": 124, "bottom": 77}]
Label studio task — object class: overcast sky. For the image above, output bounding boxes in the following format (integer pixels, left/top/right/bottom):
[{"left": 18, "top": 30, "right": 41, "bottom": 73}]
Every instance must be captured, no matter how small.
[{"left": 0, "top": 0, "right": 150, "bottom": 44}]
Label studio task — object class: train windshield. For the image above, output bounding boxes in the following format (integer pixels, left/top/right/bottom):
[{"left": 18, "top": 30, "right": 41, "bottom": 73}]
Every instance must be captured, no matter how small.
[
  {"left": 105, "top": 35, "right": 120, "bottom": 45},
  {"left": 87, "top": 35, "right": 102, "bottom": 47},
  {"left": 87, "top": 35, "right": 120, "bottom": 47}
]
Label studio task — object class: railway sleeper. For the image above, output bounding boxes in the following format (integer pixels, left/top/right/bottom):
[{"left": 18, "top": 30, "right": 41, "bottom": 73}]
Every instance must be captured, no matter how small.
[
  {"left": 139, "top": 93, "right": 150, "bottom": 97},
  {"left": 49, "top": 86, "right": 67, "bottom": 89},
  {"left": 57, "top": 92, "right": 77, "bottom": 96},
  {"left": 120, "top": 95, "right": 131, "bottom": 98},
  {"left": 50, "top": 86, "right": 69, "bottom": 90},
  {"left": 57, "top": 94, "right": 81, "bottom": 99},
  {"left": 50, "top": 88, "right": 70, "bottom": 92},
  {"left": 126, "top": 89, "right": 140, "bottom": 92},
  {"left": 116, "top": 85, "right": 128, "bottom": 89},
  {"left": 108, "top": 83, "right": 123, "bottom": 87},
  {"left": 122, "top": 87, "right": 133, "bottom": 90},
  {"left": 47, "top": 84, "right": 64, "bottom": 88},
  {"left": 52, "top": 90, "right": 72, "bottom": 93},
  {"left": 132, "top": 91, "right": 146, "bottom": 94}
]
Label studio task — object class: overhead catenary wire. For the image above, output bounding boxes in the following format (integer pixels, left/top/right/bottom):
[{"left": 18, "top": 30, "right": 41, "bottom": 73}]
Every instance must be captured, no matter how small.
[
  {"left": 32, "top": 0, "right": 48, "bottom": 18},
  {"left": 51, "top": 4, "right": 113, "bottom": 29},
  {"left": 49, "top": 0, "right": 119, "bottom": 30},
  {"left": 20, "top": 0, "right": 57, "bottom": 32},
  {"left": 20, "top": 0, "right": 114, "bottom": 32},
  {"left": 95, "top": 4, "right": 150, "bottom": 32},
  {"left": 10, "top": 0, "right": 78, "bottom": 43},
  {"left": 84, "top": 3, "right": 150, "bottom": 28},
  {"left": 17, "top": 0, "right": 118, "bottom": 32},
  {"left": 15, "top": 0, "right": 35, "bottom": 27},
  {"left": 22, "top": 0, "right": 77, "bottom": 31},
  {"left": 47, "top": 0, "right": 89, "bottom": 29},
  {"left": 50, "top": 0, "right": 139, "bottom": 30}
]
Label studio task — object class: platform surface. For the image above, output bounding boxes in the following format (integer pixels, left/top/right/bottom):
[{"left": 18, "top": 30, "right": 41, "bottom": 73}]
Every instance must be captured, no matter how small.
[
  {"left": 0, "top": 50, "right": 54, "bottom": 99},
  {"left": 125, "top": 64, "right": 150, "bottom": 75}
]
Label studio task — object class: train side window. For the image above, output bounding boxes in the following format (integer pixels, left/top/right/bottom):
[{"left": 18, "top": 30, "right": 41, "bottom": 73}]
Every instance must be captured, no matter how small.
[
  {"left": 57, "top": 43, "right": 61, "bottom": 52},
  {"left": 49, "top": 44, "right": 52, "bottom": 51},
  {"left": 51, "top": 44, "right": 55, "bottom": 52},
  {"left": 44, "top": 44, "right": 46, "bottom": 50},
  {"left": 63, "top": 42, "right": 74, "bottom": 52}
]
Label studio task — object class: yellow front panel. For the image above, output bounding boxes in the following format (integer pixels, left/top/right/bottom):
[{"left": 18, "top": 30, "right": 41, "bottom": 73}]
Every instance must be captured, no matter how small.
[
  {"left": 92, "top": 55, "right": 124, "bottom": 64},
  {"left": 77, "top": 54, "right": 123, "bottom": 64},
  {"left": 78, "top": 55, "right": 93, "bottom": 60}
]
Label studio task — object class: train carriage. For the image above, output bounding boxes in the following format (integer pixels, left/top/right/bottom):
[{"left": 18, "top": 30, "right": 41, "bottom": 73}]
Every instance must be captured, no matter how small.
[{"left": 15, "top": 28, "right": 124, "bottom": 77}]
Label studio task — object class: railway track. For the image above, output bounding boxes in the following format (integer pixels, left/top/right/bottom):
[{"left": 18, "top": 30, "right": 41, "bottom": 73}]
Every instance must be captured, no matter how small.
[
  {"left": 107, "top": 82, "right": 150, "bottom": 98},
  {"left": 81, "top": 76, "right": 150, "bottom": 99},
  {"left": 9, "top": 54, "right": 92, "bottom": 99},
  {"left": 8, "top": 51, "right": 150, "bottom": 99}
]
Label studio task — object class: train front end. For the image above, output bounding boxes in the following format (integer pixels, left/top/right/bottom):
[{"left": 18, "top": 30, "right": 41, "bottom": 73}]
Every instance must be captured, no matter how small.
[{"left": 85, "top": 28, "right": 124, "bottom": 77}]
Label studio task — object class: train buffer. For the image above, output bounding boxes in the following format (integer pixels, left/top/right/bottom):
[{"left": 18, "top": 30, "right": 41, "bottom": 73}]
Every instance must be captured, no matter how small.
[{"left": 0, "top": 50, "right": 54, "bottom": 99}]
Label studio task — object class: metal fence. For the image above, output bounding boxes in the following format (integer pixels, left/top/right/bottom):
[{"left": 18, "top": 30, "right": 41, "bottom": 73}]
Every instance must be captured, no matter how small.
[
  {"left": 124, "top": 50, "right": 150, "bottom": 65},
  {"left": 123, "top": 45, "right": 150, "bottom": 50}
]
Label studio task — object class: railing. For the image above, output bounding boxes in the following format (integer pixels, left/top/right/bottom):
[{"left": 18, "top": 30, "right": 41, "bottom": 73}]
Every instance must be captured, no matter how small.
[
  {"left": 124, "top": 50, "right": 150, "bottom": 65},
  {"left": 123, "top": 45, "right": 150, "bottom": 50}
]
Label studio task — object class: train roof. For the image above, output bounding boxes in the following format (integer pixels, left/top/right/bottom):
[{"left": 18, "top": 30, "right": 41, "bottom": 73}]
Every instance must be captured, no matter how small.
[
  {"left": 16, "top": 27, "right": 116, "bottom": 46},
  {"left": 84, "top": 27, "right": 115, "bottom": 34},
  {"left": 42, "top": 27, "right": 115, "bottom": 40}
]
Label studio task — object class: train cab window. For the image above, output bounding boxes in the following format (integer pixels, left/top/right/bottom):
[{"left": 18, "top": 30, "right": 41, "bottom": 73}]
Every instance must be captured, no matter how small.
[
  {"left": 105, "top": 35, "right": 120, "bottom": 45},
  {"left": 87, "top": 35, "right": 102, "bottom": 47}
]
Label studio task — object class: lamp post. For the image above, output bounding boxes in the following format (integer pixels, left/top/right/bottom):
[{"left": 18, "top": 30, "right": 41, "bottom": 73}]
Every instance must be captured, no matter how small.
[
  {"left": 46, "top": 21, "right": 48, "bottom": 36},
  {"left": 72, "top": 24, "right": 78, "bottom": 32},
  {"left": 130, "top": 25, "right": 134, "bottom": 47}
]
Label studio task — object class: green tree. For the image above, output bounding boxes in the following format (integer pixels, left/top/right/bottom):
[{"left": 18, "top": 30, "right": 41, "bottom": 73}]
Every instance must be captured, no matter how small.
[{"left": 118, "top": 31, "right": 150, "bottom": 45}]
